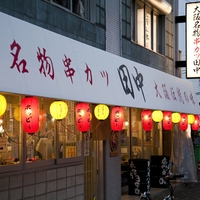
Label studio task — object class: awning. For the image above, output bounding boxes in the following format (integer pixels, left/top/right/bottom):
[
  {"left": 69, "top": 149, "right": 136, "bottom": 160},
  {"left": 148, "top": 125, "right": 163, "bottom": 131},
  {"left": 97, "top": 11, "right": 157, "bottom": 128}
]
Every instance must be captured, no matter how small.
[
  {"left": 0, "top": 12, "right": 199, "bottom": 114},
  {"left": 146, "top": 0, "right": 172, "bottom": 15}
]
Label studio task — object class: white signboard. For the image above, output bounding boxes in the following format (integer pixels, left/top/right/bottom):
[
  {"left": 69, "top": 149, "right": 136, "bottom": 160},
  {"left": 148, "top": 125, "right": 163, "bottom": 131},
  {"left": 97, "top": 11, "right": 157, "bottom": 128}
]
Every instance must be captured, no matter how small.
[
  {"left": 0, "top": 12, "right": 200, "bottom": 114},
  {"left": 186, "top": 2, "right": 200, "bottom": 78}
]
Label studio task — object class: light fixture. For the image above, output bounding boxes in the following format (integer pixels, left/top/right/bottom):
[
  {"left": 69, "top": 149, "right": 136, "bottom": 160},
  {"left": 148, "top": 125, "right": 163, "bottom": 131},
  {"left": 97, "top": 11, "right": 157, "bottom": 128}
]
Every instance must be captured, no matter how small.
[
  {"left": 50, "top": 100, "right": 68, "bottom": 120},
  {"left": 21, "top": 96, "right": 39, "bottom": 135},
  {"left": 94, "top": 104, "right": 109, "bottom": 120},
  {"left": 179, "top": 113, "right": 188, "bottom": 131},
  {"left": 75, "top": 102, "right": 90, "bottom": 132},
  {"left": 111, "top": 106, "right": 124, "bottom": 131},
  {"left": 141, "top": 109, "right": 152, "bottom": 131},
  {"left": 172, "top": 112, "right": 181, "bottom": 123},
  {"left": 162, "top": 111, "right": 172, "bottom": 130},
  {"left": 188, "top": 114, "right": 195, "bottom": 124},
  {"left": 0, "top": 94, "right": 7, "bottom": 116},
  {"left": 192, "top": 115, "right": 199, "bottom": 131},
  {"left": 152, "top": 110, "right": 163, "bottom": 122}
]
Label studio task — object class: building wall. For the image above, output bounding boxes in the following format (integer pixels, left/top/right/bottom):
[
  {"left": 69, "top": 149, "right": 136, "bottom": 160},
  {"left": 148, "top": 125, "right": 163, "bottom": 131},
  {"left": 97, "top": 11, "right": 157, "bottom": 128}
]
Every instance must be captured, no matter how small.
[
  {"left": 0, "top": 0, "right": 105, "bottom": 50},
  {"left": 122, "top": 0, "right": 175, "bottom": 75},
  {"left": 104, "top": 140, "right": 121, "bottom": 200},
  {"left": 0, "top": 0, "right": 176, "bottom": 200},
  {"left": 106, "top": 0, "right": 121, "bottom": 55},
  {"left": 0, "top": 164, "right": 84, "bottom": 200}
]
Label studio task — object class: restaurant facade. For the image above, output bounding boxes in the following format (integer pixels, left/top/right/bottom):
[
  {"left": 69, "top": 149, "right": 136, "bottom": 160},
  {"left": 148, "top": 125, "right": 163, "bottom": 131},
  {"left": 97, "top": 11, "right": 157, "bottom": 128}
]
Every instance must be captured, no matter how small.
[{"left": 0, "top": 0, "right": 199, "bottom": 200}]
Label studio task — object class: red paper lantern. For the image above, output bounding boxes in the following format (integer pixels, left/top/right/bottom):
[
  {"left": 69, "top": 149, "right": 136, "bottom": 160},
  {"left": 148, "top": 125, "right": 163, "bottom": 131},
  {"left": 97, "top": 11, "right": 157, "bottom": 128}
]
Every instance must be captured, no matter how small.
[
  {"left": 111, "top": 106, "right": 124, "bottom": 131},
  {"left": 141, "top": 110, "right": 152, "bottom": 131},
  {"left": 162, "top": 111, "right": 172, "bottom": 130},
  {"left": 179, "top": 113, "right": 188, "bottom": 131},
  {"left": 21, "top": 96, "right": 39, "bottom": 134},
  {"left": 192, "top": 115, "right": 200, "bottom": 131},
  {"left": 75, "top": 102, "right": 90, "bottom": 132}
]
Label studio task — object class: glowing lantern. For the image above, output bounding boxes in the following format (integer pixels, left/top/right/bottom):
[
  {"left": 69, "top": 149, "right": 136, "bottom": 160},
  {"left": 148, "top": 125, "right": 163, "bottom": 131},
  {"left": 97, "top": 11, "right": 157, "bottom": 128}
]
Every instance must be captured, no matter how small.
[
  {"left": 50, "top": 101, "right": 68, "bottom": 120},
  {"left": 141, "top": 110, "right": 152, "bottom": 131},
  {"left": 21, "top": 96, "right": 39, "bottom": 134},
  {"left": 162, "top": 111, "right": 172, "bottom": 130},
  {"left": 179, "top": 113, "right": 188, "bottom": 131},
  {"left": 192, "top": 115, "right": 199, "bottom": 131},
  {"left": 188, "top": 114, "right": 195, "bottom": 124},
  {"left": 94, "top": 104, "right": 109, "bottom": 120},
  {"left": 76, "top": 102, "right": 90, "bottom": 132},
  {"left": 0, "top": 94, "right": 7, "bottom": 116},
  {"left": 172, "top": 112, "right": 181, "bottom": 123},
  {"left": 152, "top": 110, "right": 163, "bottom": 122},
  {"left": 111, "top": 106, "right": 124, "bottom": 131},
  {"left": 14, "top": 106, "right": 21, "bottom": 121}
]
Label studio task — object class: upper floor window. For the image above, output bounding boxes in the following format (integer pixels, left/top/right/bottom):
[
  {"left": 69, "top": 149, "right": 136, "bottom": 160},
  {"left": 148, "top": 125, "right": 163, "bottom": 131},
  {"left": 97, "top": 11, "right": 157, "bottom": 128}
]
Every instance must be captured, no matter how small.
[
  {"left": 96, "top": 0, "right": 105, "bottom": 27},
  {"left": 122, "top": 0, "right": 163, "bottom": 54},
  {"left": 52, "top": 0, "right": 89, "bottom": 19},
  {"left": 48, "top": 0, "right": 105, "bottom": 27},
  {"left": 122, "top": 0, "right": 131, "bottom": 40},
  {"left": 135, "top": 2, "right": 161, "bottom": 52}
]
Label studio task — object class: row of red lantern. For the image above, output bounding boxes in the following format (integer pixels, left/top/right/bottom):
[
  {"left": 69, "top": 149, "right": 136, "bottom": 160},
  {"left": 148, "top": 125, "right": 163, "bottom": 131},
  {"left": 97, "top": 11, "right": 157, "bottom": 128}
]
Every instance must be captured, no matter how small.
[
  {"left": 141, "top": 110, "right": 200, "bottom": 131},
  {"left": 19, "top": 97, "right": 125, "bottom": 134},
  {"left": 2, "top": 94, "right": 198, "bottom": 134}
]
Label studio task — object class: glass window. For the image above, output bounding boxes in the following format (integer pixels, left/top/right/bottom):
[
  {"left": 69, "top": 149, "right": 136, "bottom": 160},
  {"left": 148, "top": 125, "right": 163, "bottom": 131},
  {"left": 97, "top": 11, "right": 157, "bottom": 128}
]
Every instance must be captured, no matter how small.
[
  {"left": 51, "top": 0, "right": 90, "bottom": 20},
  {"left": 131, "top": 0, "right": 162, "bottom": 53},
  {"left": 0, "top": 93, "right": 83, "bottom": 170},
  {"left": 136, "top": 2, "right": 144, "bottom": 46},
  {"left": 122, "top": 0, "right": 131, "bottom": 39},
  {"left": 153, "top": 12, "right": 160, "bottom": 52},
  {"left": 57, "top": 100, "right": 82, "bottom": 159},
  {"left": 27, "top": 97, "right": 55, "bottom": 162},
  {"left": 145, "top": 9, "right": 151, "bottom": 49},
  {"left": 96, "top": 0, "right": 105, "bottom": 27},
  {"left": 0, "top": 94, "right": 21, "bottom": 166}
]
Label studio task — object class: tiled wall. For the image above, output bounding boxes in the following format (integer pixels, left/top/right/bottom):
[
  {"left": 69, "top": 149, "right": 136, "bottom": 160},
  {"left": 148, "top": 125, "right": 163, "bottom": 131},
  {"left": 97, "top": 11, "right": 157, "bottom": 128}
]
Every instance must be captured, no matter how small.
[{"left": 0, "top": 164, "right": 84, "bottom": 200}]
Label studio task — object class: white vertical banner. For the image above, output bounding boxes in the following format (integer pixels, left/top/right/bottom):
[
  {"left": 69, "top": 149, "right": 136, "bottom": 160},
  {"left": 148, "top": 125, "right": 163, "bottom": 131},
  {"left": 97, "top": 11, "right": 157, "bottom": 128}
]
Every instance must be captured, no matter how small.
[{"left": 186, "top": 2, "right": 200, "bottom": 78}]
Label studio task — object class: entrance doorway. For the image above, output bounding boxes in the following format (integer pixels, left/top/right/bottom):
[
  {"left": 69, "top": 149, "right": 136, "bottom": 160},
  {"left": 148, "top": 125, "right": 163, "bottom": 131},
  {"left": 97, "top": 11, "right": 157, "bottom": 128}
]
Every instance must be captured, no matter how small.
[{"left": 84, "top": 135, "right": 104, "bottom": 200}]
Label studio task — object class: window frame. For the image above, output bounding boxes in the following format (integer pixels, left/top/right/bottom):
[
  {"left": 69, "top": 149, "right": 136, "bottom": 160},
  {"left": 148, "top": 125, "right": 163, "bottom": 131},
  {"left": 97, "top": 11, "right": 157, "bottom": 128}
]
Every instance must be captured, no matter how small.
[
  {"left": 129, "top": 0, "right": 164, "bottom": 53},
  {"left": 0, "top": 93, "right": 84, "bottom": 173}
]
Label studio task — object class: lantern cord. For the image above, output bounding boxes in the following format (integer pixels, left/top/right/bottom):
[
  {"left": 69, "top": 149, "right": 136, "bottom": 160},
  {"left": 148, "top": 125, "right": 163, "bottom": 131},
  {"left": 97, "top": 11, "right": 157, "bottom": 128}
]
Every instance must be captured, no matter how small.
[
  {"left": 3, "top": 130, "right": 32, "bottom": 144},
  {"left": 58, "top": 121, "right": 76, "bottom": 136},
  {"left": 90, "top": 121, "right": 101, "bottom": 132}
]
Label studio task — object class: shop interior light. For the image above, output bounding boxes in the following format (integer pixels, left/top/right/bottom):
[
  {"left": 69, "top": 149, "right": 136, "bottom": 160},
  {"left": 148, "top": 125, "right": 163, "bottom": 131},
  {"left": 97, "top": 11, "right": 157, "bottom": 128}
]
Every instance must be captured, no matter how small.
[
  {"left": 75, "top": 102, "right": 90, "bottom": 132},
  {"left": 141, "top": 109, "right": 152, "bottom": 131},
  {"left": 21, "top": 96, "right": 39, "bottom": 135},
  {"left": 0, "top": 94, "right": 7, "bottom": 116},
  {"left": 111, "top": 106, "right": 124, "bottom": 131},
  {"left": 94, "top": 104, "right": 109, "bottom": 120},
  {"left": 152, "top": 110, "right": 163, "bottom": 122},
  {"left": 50, "top": 100, "right": 68, "bottom": 120}
]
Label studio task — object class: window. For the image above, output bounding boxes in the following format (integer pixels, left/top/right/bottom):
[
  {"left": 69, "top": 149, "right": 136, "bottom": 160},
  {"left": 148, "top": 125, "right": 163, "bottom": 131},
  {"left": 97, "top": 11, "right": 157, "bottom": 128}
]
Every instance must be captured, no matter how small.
[
  {"left": 122, "top": 0, "right": 131, "bottom": 39},
  {"left": 57, "top": 100, "right": 82, "bottom": 159},
  {"left": 0, "top": 94, "right": 21, "bottom": 166},
  {"left": 0, "top": 93, "right": 83, "bottom": 171},
  {"left": 96, "top": 0, "right": 105, "bottom": 27},
  {"left": 51, "top": 0, "right": 90, "bottom": 20},
  {"left": 122, "top": 0, "right": 163, "bottom": 53}
]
